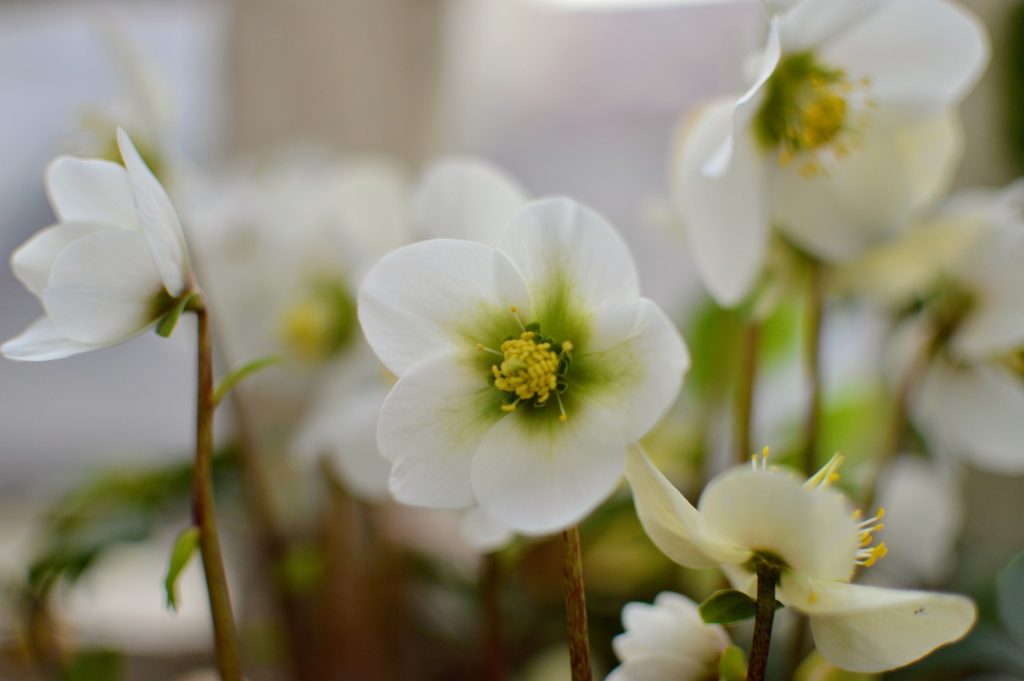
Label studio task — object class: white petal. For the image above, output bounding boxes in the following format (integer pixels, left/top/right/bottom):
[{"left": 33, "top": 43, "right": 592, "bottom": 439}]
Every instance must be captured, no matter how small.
[
  {"left": 606, "top": 655, "right": 708, "bottom": 681},
  {"left": 117, "top": 128, "right": 190, "bottom": 296},
  {"left": 779, "top": 0, "right": 882, "bottom": 52},
  {"left": 951, "top": 226, "right": 1024, "bottom": 359},
  {"left": 330, "top": 156, "right": 412, "bottom": 262},
  {"left": 897, "top": 109, "right": 965, "bottom": 217},
  {"left": 11, "top": 223, "right": 111, "bottom": 297},
  {"left": 45, "top": 156, "right": 138, "bottom": 227},
  {"left": 674, "top": 99, "right": 769, "bottom": 306},
  {"left": 822, "top": 0, "right": 989, "bottom": 115},
  {"left": 624, "top": 448, "right": 749, "bottom": 569},
  {"left": 700, "top": 468, "right": 859, "bottom": 581},
  {"left": 42, "top": 230, "right": 165, "bottom": 344},
  {"left": 496, "top": 198, "right": 640, "bottom": 322},
  {"left": 458, "top": 507, "right": 514, "bottom": 554},
  {"left": 584, "top": 299, "right": 689, "bottom": 441},
  {"left": 915, "top": 361, "right": 1024, "bottom": 474},
  {"left": 1, "top": 317, "right": 102, "bottom": 361},
  {"left": 377, "top": 352, "right": 501, "bottom": 509},
  {"left": 293, "top": 361, "right": 393, "bottom": 502},
  {"left": 358, "top": 239, "right": 531, "bottom": 376},
  {"left": 773, "top": 117, "right": 915, "bottom": 261},
  {"left": 782, "top": 576, "right": 976, "bottom": 673},
  {"left": 414, "top": 156, "right": 528, "bottom": 245},
  {"left": 470, "top": 402, "right": 626, "bottom": 535}
]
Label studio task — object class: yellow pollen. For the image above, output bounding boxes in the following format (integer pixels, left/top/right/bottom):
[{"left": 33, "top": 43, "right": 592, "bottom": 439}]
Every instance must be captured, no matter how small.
[
  {"left": 492, "top": 332, "right": 560, "bottom": 409},
  {"left": 808, "top": 591, "right": 819, "bottom": 605}
]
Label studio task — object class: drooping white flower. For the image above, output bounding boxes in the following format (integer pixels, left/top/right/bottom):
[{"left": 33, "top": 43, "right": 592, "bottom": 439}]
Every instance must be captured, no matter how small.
[
  {"left": 359, "top": 197, "right": 689, "bottom": 534},
  {"left": 626, "top": 448, "right": 976, "bottom": 673},
  {"left": 607, "top": 592, "right": 729, "bottom": 681},
  {"left": 3, "top": 129, "right": 193, "bottom": 361},
  {"left": 673, "top": 0, "right": 989, "bottom": 306}
]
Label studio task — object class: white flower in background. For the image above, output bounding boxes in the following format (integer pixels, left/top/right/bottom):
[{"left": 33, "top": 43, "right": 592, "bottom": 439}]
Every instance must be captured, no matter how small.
[
  {"left": 674, "top": 0, "right": 988, "bottom": 305},
  {"left": 626, "top": 448, "right": 976, "bottom": 673},
  {"left": 865, "top": 456, "right": 963, "bottom": 588},
  {"left": 360, "top": 197, "right": 689, "bottom": 534},
  {"left": 3, "top": 129, "right": 193, "bottom": 361},
  {"left": 855, "top": 181, "right": 1024, "bottom": 474},
  {"left": 607, "top": 592, "right": 729, "bottom": 681}
]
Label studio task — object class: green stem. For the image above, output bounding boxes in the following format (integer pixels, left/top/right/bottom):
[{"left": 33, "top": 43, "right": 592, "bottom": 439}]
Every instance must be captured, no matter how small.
[
  {"left": 746, "top": 559, "right": 781, "bottom": 681},
  {"left": 481, "top": 552, "right": 505, "bottom": 681},
  {"left": 735, "top": 321, "right": 761, "bottom": 464},
  {"left": 801, "top": 261, "right": 824, "bottom": 476},
  {"left": 561, "top": 526, "right": 592, "bottom": 681},
  {"left": 194, "top": 299, "right": 243, "bottom": 681}
]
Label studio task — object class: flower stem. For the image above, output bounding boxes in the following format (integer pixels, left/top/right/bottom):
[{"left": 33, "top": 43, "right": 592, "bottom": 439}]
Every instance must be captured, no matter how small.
[
  {"left": 747, "top": 559, "right": 781, "bottom": 681},
  {"left": 194, "top": 298, "right": 243, "bottom": 681},
  {"left": 481, "top": 552, "right": 505, "bottom": 681},
  {"left": 735, "top": 320, "right": 760, "bottom": 464},
  {"left": 801, "top": 261, "right": 824, "bottom": 476},
  {"left": 561, "top": 525, "right": 592, "bottom": 681}
]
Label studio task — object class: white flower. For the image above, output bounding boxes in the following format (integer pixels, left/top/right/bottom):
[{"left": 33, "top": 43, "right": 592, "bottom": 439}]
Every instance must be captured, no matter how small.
[
  {"left": 359, "top": 197, "right": 689, "bottom": 534},
  {"left": 860, "top": 181, "right": 1024, "bottom": 473},
  {"left": 607, "top": 592, "right": 729, "bottom": 681},
  {"left": 674, "top": 0, "right": 989, "bottom": 305},
  {"left": 625, "top": 448, "right": 976, "bottom": 673},
  {"left": 458, "top": 505, "right": 516, "bottom": 553},
  {"left": 3, "top": 129, "right": 193, "bottom": 361}
]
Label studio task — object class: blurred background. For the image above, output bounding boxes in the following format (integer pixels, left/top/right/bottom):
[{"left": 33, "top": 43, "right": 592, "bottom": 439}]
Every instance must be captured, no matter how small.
[{"left": 2, "top": 1, "right": 1024, "bottom": 680}]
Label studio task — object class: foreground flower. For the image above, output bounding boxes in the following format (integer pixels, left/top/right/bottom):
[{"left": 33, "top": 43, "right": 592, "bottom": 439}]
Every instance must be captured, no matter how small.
[
  {"left": 359, "top": 197, "right": 689, "bottom": 534},
  {"left": 608, "top": 592, "right": 729, "bottom": 681},
  {"left": 3, "top": 129, "right": 193, "bottom": 361},
  {"left": 626, "top": 448, "right": 976, "bottom": 673},
  {"left": 674, "top": 0, "right": 988, "bottom": 305}
]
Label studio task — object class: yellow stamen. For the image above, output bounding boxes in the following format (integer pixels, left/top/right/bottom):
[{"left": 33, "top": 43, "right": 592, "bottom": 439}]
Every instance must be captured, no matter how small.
[{"left": 492, "top": 332, "right": 560, "bottom": 407}]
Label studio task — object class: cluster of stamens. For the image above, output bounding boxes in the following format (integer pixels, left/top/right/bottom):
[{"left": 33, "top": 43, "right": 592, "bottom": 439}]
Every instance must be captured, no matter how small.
[
  {"left": 854, "top": 508, "right": 888, "bottom": 567},
  {"left": 478, "top": 307, "right": 573, "bottom": 421},
  {"left": 756, "top": 53, "right": 875, "bottom": 178}
]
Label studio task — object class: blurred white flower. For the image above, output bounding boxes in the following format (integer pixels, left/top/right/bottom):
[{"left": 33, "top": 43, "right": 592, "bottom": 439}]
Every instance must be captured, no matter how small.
[
  {"left": 360, "top": 197, "right": 689, "bottom": 534},
  {"left": 3, "top": 129, "right": 193, "bottom": 361},
  {"left": 607, "top": 591, "right": 729, "bottom": 681},
  {"left": 862, "top": 181, "right": 1024, "bottom": 473},
  {"left": 626, "top": 448, "right": 976, "bottom": 672},
  {"left": 866, "top": 455, "right": 963, "bottom": 588},
  {"left": 673, "top": 0, "right": 989, "bottom": 305}
]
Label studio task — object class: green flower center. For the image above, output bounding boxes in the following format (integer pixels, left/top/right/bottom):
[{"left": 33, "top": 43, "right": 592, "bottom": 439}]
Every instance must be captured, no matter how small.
[
  {"left": 754, "top": 52, "right": 870, "bottom": 177},
  {"left": 281, "top": 278, "right": 357, "bottom": 362},
  {"left": 479, "top": 309, "right": 574, "bottom": 421}
]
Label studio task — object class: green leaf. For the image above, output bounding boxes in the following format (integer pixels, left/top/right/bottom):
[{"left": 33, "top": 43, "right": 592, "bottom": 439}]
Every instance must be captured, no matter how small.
[
  {"left": 699, "top": 589, "right": 758, "bottom": 624},
  {"left": 67, "top": 648, "right": 123, "bottom": 681},
  {"left": 998, "top": 551, "right": 1024, "bottom": 646},
  {"left": 155, "top": 291, "right": 198, "bottom": 338},
  {"left": 718, "top": 645, "right": 748, "bottom": 681},
  {"left": 213, "top": 355, "right": 283, "bottom": 406},
  {"left": 164, "top": 526, "right": 200, "bottom": 611}
]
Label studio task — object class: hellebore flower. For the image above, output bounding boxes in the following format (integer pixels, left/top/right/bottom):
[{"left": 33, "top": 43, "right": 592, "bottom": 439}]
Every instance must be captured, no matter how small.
[
  {"left": 4, "top": 129, "right": 193, "bottom": 361},
  {"left": 608, "top": 592, "right": 730, "bottom": 681},
  {"left": 626, "top": 448, "right": 976, "bottom": 673},
  {"left": 359, "top": 197, "right": 689, "bottom": 534},
  {"left": 674, "top": 0, "right": 988, "bottom": 306}
]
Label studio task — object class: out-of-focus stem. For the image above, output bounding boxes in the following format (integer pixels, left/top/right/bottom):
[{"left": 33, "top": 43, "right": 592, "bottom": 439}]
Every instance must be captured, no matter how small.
[
  {"left": 481, "top": 552, "right": 505, "bottom": 681},
  {"left": 194, "top": 299, "right": 243, "bottom": 681},
  {"left": 801, "top": 261, "right": 824, "bottom": 476},
  {"left": 735, "top": 321, "right": 761, "bottom": 464},
  {"left": 561, "top": 525, "right": 592, "bottom": 681},
  {"left": 746, "top": 559, "right": 781, "bottom": 681}
]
